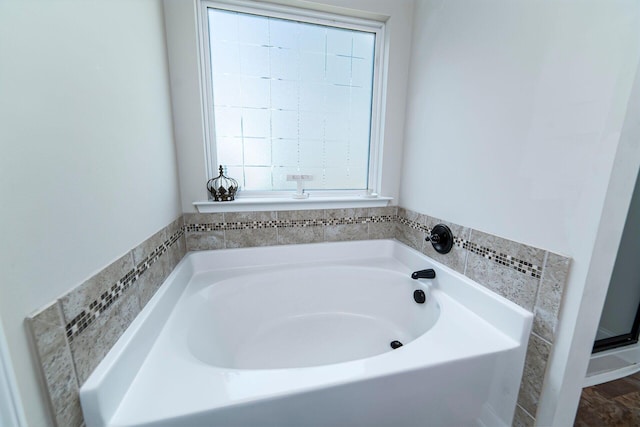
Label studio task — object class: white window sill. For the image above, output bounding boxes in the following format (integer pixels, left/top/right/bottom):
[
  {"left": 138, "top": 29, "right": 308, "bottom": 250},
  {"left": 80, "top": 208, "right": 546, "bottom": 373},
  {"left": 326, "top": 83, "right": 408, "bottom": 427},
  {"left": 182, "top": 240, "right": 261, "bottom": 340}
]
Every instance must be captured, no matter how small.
[{"left": 193, "top": 195, "right": 393, "bottom": 213}]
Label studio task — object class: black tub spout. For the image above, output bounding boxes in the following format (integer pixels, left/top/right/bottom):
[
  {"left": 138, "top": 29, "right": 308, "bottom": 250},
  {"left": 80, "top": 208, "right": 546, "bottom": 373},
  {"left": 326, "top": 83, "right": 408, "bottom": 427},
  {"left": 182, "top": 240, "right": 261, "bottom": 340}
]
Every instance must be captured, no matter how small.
[{"left": 411, "top": 269, "right": 436, "bottom": 280}]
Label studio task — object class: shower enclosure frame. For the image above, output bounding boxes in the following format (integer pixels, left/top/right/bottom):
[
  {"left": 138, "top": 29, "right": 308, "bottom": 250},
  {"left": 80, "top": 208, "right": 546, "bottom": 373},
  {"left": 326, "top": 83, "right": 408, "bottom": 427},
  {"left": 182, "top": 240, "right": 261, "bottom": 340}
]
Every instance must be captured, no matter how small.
[
  {"left": 0, "top": 318, "right": 26, "bottom": 427},
  {"left": 593, "top": 301, "right": 640, "bottom": 353}
]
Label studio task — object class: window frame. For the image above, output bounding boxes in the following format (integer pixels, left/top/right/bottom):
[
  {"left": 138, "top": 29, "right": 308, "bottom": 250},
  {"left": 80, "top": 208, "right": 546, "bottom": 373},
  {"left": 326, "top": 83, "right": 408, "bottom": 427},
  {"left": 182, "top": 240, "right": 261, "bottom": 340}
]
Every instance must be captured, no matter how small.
[{"left": 197, "top": 0, "right": 386, "bottom": 198}]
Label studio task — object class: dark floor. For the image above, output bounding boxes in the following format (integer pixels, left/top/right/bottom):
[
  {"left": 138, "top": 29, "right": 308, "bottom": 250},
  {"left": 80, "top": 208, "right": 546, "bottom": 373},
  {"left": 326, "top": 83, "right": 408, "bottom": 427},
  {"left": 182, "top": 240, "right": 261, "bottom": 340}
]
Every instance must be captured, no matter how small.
[{"left": 574, "top": 371, "right": 640, "bottom": 426}]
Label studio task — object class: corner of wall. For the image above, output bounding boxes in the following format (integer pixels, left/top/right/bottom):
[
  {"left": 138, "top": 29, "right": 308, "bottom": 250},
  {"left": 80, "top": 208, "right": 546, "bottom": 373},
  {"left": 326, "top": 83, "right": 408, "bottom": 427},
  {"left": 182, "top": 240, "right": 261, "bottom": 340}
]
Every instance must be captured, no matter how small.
[{"left": 163, "top": 0, "right": 209, "bottom": 213}]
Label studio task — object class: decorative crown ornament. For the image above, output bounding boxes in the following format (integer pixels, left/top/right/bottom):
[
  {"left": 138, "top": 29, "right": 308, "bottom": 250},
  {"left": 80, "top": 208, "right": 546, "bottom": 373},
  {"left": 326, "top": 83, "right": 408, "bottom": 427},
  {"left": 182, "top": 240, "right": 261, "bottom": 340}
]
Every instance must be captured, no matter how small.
[{"left": 206, "top": 165, "right": 238, "bottom": 202}]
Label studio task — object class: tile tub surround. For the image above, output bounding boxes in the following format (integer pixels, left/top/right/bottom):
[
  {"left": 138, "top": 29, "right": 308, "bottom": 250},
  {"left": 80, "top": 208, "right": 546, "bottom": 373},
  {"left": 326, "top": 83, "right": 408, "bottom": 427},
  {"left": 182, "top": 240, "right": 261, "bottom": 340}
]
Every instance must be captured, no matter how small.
[
  {"left": 27, "top": 216, "right": 186, "bottom": 427},
  {"left": 396, "top": 207, "right": 571, "bottom": 426},
  {"left": 27, "top": 205, "right": 569, "bottom": 427},
  {"left": 183, "top": 206, "right": 398, "bottom": 250}
]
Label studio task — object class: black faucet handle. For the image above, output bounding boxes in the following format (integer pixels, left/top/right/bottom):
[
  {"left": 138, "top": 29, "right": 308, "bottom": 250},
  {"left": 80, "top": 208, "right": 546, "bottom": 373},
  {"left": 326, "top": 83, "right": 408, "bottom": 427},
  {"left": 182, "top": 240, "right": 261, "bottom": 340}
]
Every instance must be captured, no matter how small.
[
  {"left": 425, "top": 224, "right": 453, "bottom": 254},
  {"left": 411, "top": 269, "right": 436, "bottom": 280},
  {"left": 426, "top": 233, "right": 441, "bottom": 243}
]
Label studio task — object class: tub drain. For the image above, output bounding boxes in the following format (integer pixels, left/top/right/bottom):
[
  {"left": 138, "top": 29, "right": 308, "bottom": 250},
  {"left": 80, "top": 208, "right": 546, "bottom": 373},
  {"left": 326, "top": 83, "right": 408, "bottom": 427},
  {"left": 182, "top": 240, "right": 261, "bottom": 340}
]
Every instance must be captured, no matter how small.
[{"left": 390, "top": 340, "right": 403, "bottom": 349}]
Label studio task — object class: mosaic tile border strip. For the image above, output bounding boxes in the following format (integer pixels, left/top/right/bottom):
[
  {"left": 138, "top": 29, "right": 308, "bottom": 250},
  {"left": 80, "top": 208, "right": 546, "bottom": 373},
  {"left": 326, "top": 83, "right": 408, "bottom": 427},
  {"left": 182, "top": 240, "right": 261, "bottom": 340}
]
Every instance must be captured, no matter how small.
[
  {"left": 185, "top": 214, "right": 396, "bottom": 232},
  {"left": 397, "top": 215, "right": 423, "bottom": 230},
  {"left": 462, "top": 240, "right": 542, "bottom": 278},
  {"left": 398, "top": 215, "right": 543, "bottom": 279},
  {"left": 64, "top": 227, "right": 184, "bottom": 342}
]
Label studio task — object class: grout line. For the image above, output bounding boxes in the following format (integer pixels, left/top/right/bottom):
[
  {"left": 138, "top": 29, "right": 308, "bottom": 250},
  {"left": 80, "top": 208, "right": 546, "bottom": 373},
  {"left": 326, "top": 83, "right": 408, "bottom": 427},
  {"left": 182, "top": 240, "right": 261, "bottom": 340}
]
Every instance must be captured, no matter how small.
[
  {"left": 55, "top": 300, "right": 82, "bottom": 389},
  {"left": 516, "top": 403, "right": 536, "bottom": 422},
  {"left": 533, "top": 251, "right": 550, "bottom": 309},
  {"left": 462, "top": 228, "right": 471, "bottom": 276},
  {"left": 531, "top": 330, "right": 553, "bottom": 347}
]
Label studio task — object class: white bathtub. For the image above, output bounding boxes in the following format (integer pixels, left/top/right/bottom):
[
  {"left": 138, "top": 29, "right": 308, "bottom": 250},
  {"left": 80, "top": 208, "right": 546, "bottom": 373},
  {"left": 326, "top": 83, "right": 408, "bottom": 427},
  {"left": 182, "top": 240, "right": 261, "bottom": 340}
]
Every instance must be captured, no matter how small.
[{"left": 80, "top": 240, "right": 532, "bottom": 427}]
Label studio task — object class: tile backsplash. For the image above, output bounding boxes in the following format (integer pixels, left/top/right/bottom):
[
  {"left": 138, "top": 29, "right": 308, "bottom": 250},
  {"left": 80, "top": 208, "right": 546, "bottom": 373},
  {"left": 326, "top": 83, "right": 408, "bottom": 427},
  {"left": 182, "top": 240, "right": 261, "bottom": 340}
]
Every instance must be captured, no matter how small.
[
  {"left": 28, "top": 206, "right": 569, "bottom": 427},
  {"left": 183, "top": 207, "right": 397, "bottom": 250}
]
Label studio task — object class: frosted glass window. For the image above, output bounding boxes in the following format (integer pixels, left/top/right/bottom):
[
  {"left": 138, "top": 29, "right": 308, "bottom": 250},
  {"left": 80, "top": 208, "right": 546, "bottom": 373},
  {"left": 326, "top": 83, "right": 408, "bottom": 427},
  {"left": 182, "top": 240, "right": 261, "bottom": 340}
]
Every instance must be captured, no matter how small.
[{"left": 206, "top": 7, "right": 376, "bottom": 191}]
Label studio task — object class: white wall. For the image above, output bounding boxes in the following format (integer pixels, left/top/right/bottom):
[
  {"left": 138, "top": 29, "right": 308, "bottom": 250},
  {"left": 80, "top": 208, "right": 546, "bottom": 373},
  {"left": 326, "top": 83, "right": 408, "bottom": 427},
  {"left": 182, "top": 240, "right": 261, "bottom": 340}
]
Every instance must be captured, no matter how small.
[
  {"left": 400, "top": 0, "right": 640, "bottom": 424},
  {"left": 166, "top": 0, "right": 415, "bottom": 212},
  {"left": 545, "top": 55, "right": 640, "bottom": 426},
  {"left": 598, "top": 169, "right": 640, "bottom": 338},
  {"left": 0, "top": 317, "right": 26, "bottom": 427},
  {"left": 0, "top": 1, "right": 182, "bottom": 425}
]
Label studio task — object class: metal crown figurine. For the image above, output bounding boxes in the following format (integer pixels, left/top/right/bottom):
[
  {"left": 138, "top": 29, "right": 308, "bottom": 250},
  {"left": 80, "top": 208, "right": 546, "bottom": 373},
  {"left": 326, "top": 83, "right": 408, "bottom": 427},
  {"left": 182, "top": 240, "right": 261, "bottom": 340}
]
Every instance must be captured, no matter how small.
[{"left": 206, "top": 165, "right": 238, "bottom": 201}]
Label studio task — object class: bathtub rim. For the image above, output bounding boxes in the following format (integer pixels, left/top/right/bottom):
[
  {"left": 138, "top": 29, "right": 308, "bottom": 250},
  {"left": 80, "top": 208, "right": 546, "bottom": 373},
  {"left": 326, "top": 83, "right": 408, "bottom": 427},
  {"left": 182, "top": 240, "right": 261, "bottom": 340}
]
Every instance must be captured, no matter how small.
[{"left": 80, "top": 239, "right": 533, "bottom": 427}]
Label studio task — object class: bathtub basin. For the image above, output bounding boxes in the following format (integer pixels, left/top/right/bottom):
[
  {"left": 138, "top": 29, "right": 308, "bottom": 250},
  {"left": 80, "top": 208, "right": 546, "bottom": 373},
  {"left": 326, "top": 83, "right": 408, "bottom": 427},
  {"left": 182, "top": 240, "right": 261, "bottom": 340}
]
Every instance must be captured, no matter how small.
[{"left": 80, "top": 239, "right": 532, "bottom": 427}]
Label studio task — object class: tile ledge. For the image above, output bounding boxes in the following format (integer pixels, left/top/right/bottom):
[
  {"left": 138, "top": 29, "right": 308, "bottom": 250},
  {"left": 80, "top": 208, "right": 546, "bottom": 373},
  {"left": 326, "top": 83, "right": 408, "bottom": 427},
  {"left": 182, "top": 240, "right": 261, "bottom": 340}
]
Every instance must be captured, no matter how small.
[{"left": 193, "top": 196, "right": 393, "bottom": 213}]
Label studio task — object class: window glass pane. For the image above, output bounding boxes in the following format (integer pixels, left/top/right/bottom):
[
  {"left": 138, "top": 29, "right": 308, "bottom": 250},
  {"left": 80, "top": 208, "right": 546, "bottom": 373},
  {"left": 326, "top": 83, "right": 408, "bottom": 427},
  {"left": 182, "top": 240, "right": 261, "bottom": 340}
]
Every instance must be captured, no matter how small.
[
  {"left": 237, "top": 13, "right": 269, "bottom": 44},
  {"left": 272, "top": 139, "right": 298, "bottom": 167},
  {"left": 327, "top": 28, "right": 353, "bottom": 56},
  {"left": 241, "top": 109, "right": 270, "bottom": 138},
  {"left": 270, "top": 49, "right": 299, "bottom": 80},
  {"left": 240, "top": 45, "right": 270, "bottom": 77},
  {"left": 214, "top": 107, "right": 241, "bottom": 137},
  {"left": 217, "top": 137, "right": 243, "bottom": 165},
  {"left": 209, "top": 9, "right": 238, "bottom": 42},
  {"left": 269, "top": 19, "right": 299, "bottom": 49},
  {"left": 208, "top": 8, "right": 375, "bottom": 191},
  {"left": 240, "top": 77, "right": 270, "bottom": 108},
  {"left": 298, "top": 25, "right": 326, "bottom": 53},
  {"left": 270, "top": 80, "right": 298, "bottom": 111}
]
